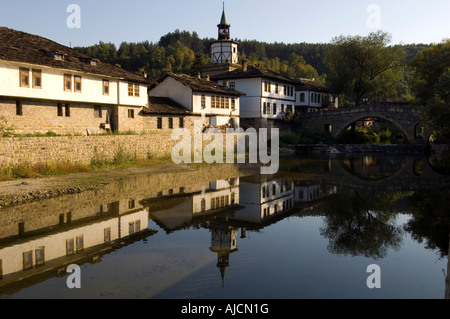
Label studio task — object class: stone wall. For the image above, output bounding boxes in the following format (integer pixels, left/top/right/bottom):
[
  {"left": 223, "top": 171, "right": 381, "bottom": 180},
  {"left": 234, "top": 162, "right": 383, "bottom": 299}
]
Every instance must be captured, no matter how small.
[
  {"left": 0, "top": 125, "right": 252, "bottom": 167},
  {"left": 0, "top": 133, "right": 180, "bottom": 166}
]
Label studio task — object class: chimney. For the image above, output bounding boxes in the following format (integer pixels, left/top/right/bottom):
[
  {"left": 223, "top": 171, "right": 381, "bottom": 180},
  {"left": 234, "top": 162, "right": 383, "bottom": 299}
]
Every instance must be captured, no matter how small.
[{"left": 242, "top": 59, "right": 248, "bottom": 72}]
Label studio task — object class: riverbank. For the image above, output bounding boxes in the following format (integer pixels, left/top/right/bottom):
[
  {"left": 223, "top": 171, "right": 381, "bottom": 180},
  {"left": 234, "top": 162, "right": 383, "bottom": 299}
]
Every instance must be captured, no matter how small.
[{"left": 0, "top": 162, "right": 259, "bottom": 208}]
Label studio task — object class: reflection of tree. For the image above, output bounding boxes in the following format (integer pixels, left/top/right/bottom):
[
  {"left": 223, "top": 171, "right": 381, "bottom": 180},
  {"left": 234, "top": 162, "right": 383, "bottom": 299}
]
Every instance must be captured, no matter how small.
[
  {"left": 405, "top": 187, "right": 450, "bottom": 299},
  {"left": 320, "top": 190, "right": 403, "bottom": 259},
  {"left": 405, "top": 188, "right": 450, "bottom": 258}
]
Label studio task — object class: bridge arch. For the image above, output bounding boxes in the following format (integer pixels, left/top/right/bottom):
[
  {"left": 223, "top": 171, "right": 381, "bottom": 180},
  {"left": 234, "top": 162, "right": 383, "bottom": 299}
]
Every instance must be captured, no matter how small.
[{"left": 333, "top": 114, "right": 410, "bottom": 143}]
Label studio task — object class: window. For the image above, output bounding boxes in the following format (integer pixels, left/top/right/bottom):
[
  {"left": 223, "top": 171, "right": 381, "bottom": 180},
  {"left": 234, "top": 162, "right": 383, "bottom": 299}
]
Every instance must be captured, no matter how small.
[
  {"left": 16, "top": 101, "right": 23, "bottom": 116},
  {"left": 65, "top": 104, "right": 71, "bottom": 117},
  {"left": 231, "top": 99, "right": 236, "bottom": 110},
  {"left": 230, "top": 82, "right": 235, "bottom": 90},
  {"left": 128, "top": 83, "right": 139, "bottom": 97},
  {"left": 64, "top": 74, "right": 72, "bottom": 91},
  {"left": 20, "top": 68, "right": 29, "bottom": 87},
  {"left": 128, "top": 109, "right": 135, "bottom": 119},
  {"left": 32, "top": 70, "right": 42, "bottom": 88},
  {"left": 23, "top": 251, "right": 33, "bottom": 270},
  {"left": 76, "top": 236, "right": 84, "bottom": 252},
  {"left": 300, "top": 93, "right": 305, "bottom": 103},
  {"left": 201, "top": 95, "right": 206, "bottom": 109},
  {"left": 57, "top": 103, "right": 63, "bottom": 117},
  {"left": 179, "top": 117, "right": 184, "bottom": 128},
  {"left": 220, "top": 96, "right": 225, "bottom": 108},
  {"left": 74, "top": 76, "right": 82, "bottom": 92},
  {"left": 66, "top": 239, "right": 74, "bottom": 255},
  {"left": 273, "top": 103, "right": 277, "bottom": 115},
  {"left": 94, "top": 105, "right": 102, "bottom": 118},
  {"left": 264, "top": 82, "right": 271, "bottom": 93},
  {"left": 157, "top": 117, "right": 162, "bottom": 129},
  {"left": 211, "top": 96, "right": 216, "bottom": 108},
  {"left": 103, "top": 80, "right": 109, "bottom": 95},
  {"left": 168, "top": 118, "right": 173, "bottom": 129},
  {"left": 201, "top": 199, "right": 206, "bottom": 212},
  {"left": 275, "top": 84, "right": 279, "bottom": 94},
  {"left": 128, "top": 83, "right": 134, "bottom": 96},
  {"left": 35, "top": 247, "right": 45, "bottom": 266},
  {"left": 225, "top": 97, "right": 230, "bottom": 109},
  {"left": 129, "top": 222, "right": 135, "bottom": 235},
  {"left": 263, "top": 102, "right": 267, "bottom": 115},
  {"left": 128, "top": 199, "right": 135, "bottom": 209},
  {"left": 104, "top": 228, "right": 111, "bottom": 243}
]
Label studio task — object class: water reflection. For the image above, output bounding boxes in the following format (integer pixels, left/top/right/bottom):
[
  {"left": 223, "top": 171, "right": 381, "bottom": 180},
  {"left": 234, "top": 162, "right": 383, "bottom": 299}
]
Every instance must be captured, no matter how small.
[{"left": 1, "top": 155, "right": 450, "bottom": 298}]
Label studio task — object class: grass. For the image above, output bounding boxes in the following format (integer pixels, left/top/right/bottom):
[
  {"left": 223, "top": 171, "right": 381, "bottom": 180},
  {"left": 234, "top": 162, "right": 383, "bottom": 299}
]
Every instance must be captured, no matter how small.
[{"left": 0, "top": 147, "right": 174, "bottom": 181}]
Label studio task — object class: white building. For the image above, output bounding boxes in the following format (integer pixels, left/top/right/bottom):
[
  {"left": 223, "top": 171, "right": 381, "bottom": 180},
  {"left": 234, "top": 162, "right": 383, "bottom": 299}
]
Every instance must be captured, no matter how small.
[
  {"left": 212, "top": 62, "right": 297, "bottom": 128},
  {"left": 295, "top": 78, "right": 339, "bottom": 113},
  {"left": 148, "top": 72, "right": 244, "bottom": 128},
  {"left": 0, "top": 27, "right": 151, "bottom": 135},
  {"left": 233, "top": 177, "right": 295, "bottom": 224}
]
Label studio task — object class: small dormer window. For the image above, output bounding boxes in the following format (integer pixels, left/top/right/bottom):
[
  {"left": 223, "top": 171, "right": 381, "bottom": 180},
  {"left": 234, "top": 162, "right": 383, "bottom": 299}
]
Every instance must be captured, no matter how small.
[
  {"left": 54, "top": 53, "right": 64, "bottom": 61},
  {"left": 79, "top": 57, "right": 97, "bottom": 66},
  {"left": 45, "top": 51, "right": 65, "bottom": 61}
]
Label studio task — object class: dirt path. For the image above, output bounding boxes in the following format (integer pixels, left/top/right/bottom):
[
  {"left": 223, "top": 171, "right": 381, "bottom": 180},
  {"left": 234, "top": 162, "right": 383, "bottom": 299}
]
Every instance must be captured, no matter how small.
[{"left": 0, "top": 163, "right": 206, "bottom": 207}]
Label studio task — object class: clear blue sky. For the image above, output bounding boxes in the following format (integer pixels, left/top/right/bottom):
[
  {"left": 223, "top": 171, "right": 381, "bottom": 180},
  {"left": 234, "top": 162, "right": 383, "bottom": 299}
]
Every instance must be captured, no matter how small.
[{"left": 1, "top": 0, "right": 449, "bottom": 48}]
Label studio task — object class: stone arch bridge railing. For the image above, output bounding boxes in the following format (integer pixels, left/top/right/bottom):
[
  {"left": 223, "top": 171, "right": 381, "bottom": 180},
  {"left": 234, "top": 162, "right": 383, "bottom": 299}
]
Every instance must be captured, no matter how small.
[{"left": 299, "top": 104, "right": 433, "bottom": 145}]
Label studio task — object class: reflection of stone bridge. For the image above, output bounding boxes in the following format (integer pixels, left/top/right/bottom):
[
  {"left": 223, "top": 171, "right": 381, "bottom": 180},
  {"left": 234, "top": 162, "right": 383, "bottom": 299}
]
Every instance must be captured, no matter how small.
[
  {"left": 299, "top": 104, "right": 433, "bottom": 145},
  {"left": 326, "top": 156, "right": 450, "bottom": 193}
]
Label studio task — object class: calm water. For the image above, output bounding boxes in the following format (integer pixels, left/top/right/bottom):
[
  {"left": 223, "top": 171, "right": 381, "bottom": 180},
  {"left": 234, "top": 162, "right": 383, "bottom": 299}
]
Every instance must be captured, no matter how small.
[{"left": 1, "top": 154, "right": 450, "bottom": 299}]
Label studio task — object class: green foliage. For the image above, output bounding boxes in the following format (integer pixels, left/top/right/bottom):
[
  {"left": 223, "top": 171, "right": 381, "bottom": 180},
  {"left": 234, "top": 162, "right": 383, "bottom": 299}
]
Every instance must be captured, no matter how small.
[
  {"left": 0, "top": 116, "right": 15, "bottom": 137},
  {"left": 324, "top": 31, "right": 406, "bottom": 106},
  {"left": 410, "top": 39, "right": 450, "bottom": 143},
  {"left": 338, "top": 124, "right": 405, "bottom": 145}
]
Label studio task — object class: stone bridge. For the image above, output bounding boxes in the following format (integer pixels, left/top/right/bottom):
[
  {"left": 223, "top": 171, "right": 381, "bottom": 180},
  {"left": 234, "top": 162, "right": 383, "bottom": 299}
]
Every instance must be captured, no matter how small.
[
  {"left": 299, "top": 104, "right": 433, "bottom": 145},
  {"left": 325, "top": 155, "right": 450, "bottom": 193}
]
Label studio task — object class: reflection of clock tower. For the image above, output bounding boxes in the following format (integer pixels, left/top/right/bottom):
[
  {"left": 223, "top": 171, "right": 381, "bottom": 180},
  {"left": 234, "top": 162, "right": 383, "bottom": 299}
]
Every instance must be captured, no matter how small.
[
  {"left": 201, "top": 5, "right": 241, "bottom": 78},
  {"left": 209, "top": 226, "right": 238, "bottom": 287}
]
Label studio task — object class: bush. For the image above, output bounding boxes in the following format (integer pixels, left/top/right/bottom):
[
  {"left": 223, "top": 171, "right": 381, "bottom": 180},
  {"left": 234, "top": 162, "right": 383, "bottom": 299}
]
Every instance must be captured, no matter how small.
[{"left": 0, "top": 116, "right": 15, "bottom": 137}]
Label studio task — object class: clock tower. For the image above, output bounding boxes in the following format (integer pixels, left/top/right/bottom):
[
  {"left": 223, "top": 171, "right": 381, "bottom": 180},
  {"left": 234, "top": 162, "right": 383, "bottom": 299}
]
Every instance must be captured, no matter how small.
[{"left": 201, "top": 4, "right": 240, "bottom": 78}]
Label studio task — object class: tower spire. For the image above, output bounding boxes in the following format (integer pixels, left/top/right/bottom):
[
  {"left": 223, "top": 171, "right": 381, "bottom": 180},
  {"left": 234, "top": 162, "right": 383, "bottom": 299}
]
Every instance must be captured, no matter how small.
[{"left": 218, "top": 3, "right": 230, "bottom": 40}]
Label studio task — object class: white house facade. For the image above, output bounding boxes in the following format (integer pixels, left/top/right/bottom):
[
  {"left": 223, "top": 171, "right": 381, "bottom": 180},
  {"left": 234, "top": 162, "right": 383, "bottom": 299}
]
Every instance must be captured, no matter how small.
[
  {"left": 295, "top": 78, "right": 339, "bottom": 113},
  {"left": 148, "top": 72, "right": 244, "bottom": 128},
  {"left": 212, "top": 63, "right": 297, "bottom": 128},
  {"left": 0, "top": 27, "right": 151, "bottom": 135}
]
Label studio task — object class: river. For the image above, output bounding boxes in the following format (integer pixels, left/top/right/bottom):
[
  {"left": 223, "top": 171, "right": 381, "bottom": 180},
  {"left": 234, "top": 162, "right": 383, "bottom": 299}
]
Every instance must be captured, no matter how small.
[{"left": 1, "top": 153, "right": 450, "bottom": 299}]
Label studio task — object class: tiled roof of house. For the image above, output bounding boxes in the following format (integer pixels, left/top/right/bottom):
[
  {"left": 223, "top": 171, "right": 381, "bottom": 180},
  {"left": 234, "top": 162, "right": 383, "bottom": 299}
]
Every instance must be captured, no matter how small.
[
  {"left": 295, "top": 78, "right": 329, "bottom": 92},
  {"left": 143, "top": 97, "right": 193, "bottom": 115},
  {"left": 153, "top": 72, "right": 246, "bottom": 96},
  {"left": 0, "top": 26, "right": 152, "bottom": 84},
  {"left": 211, "top": 65, "right": 296, "bottom": 84}
]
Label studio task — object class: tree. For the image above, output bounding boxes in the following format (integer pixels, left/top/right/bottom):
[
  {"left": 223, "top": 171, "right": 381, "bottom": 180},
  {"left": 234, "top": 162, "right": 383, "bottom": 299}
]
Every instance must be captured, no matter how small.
[
  {"left": 410, "top": 40, "right": 450, "bottom": 143},
  {"left": 325, "top": 31, "right": 406, "bottom": 106}
]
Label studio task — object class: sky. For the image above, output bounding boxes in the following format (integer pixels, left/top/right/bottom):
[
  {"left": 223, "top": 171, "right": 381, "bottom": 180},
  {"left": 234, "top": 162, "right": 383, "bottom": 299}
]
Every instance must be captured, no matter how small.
[{"left": 1, "top": 0, "right": 450, "bottom": 48}]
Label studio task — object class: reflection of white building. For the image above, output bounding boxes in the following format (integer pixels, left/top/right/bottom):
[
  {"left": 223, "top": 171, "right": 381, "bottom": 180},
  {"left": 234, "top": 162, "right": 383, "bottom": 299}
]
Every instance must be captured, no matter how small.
[
  {"left": 0, "top": 209, "right": 149, "bottom": 285},
  {"left": 147, "top": 178, "right": 240, "bottom": 232},
  {"left": 294, "top": 181, "right": 337, "bottom": 203},
  {"left": 232, "top": 178, "right": 295, "bottom": 223}
]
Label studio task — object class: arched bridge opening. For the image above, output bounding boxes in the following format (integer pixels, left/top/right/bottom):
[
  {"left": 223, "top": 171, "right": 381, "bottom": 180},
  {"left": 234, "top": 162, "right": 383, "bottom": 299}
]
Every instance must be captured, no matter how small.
[{"left": 299, "top": 105, "right": 432, "bottom": 145}]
